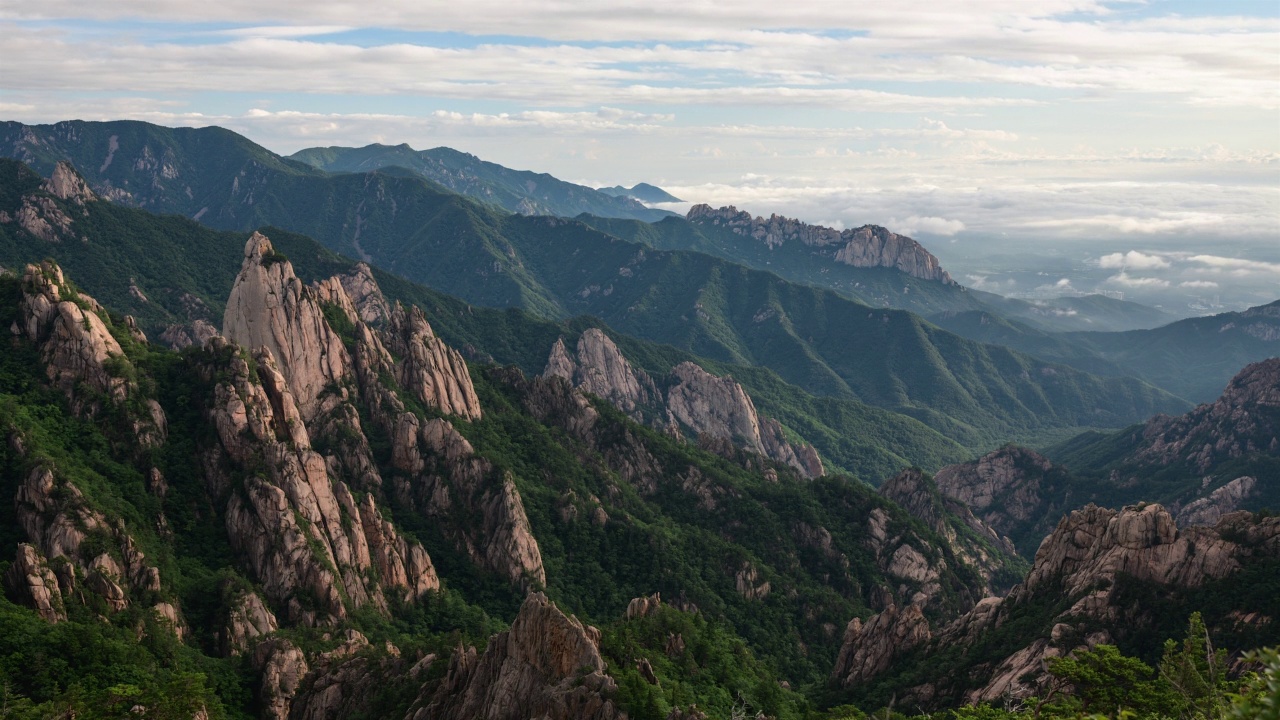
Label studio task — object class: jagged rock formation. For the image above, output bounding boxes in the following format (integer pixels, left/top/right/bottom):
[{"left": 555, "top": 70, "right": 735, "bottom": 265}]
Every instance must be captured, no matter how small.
[
  {"left": 545, "top": 329, "right": 662, "bottom": 417},
  {"left": 686, "top": 204, "right": 953, "bottom": 283},
  {"left": 381, "top": 303, "right": 482, "bottom": 420},
  {"left": 388, "top": 414, "right": 545, "bottom": 589},
  {"left": 880, "top": 468, "right": 1021, "bottom": 594},
  {"left": 1177, "top": 475, "right": 1259, "bottom": 526},
  {"left": 12, "top": 261, "right": 167, "bottom": 446},
  {"left": 201, "top": 338, "right": 439, "bottom": 624},
  {"left": 221, "top": 587, "right": 280, "bottom": 657},
  {"left": 160, "top": 318, "right": 220, "bottom": 350},
  {"left": 223, "top": 233, "right": 352, "bottom": 422},
  {"left": 43, "top": 160, "right": 97, "bottom": 204},
  {"left": 337, "top": 262, "right": 391, "bottom": 325},
  {"left": 0, "top": 161, "right": 92, "bottom": 243},
  {"left": 626, "top": 592, "right": 663, "bottom": 620},
  {"left": 544, "top": 331, "right": 823, "bottom": 478},
  {"left": 859, "top": 505, "right": 971, "bottom": 612},
  {"left": 4, "top": 544, "right": 66, "bottom": 623},
  {"left": 254, "top": 638, "right": 310, "bottom": 720},
  {"left": 290, "top": 632, "right": 412, "bottom": 720},
  {"left": 12, "top": 462, "right": 166, "bottom": 619},
  {"left": 832, "top": 502, "right": 1280, "bottom": 705},
  {"left": 408, "top": 592, "right": 623, "bottom": 720},
  {"left": 831, "top": 604, "right": 931, "bottom": 688},
  {"left": 933, "top": 446, "right": 1067, "bottom": 554},
  {"left": 1127, "top": 357, "right": 1280, "bottom": 475}
]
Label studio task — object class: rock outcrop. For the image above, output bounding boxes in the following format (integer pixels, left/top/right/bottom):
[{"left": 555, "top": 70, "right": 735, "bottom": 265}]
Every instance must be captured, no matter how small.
[
  {"left": 337, "top": 263, "right": 391, "bottom": 325},
  {"left": 880, "top": 468, "right": 1021, "bottom": 594},
  {"left": 389, "top": 415, "right": 545, "bottom": 590},
  {"left": 687, "top": 204, "right": 953, "bottom": 283},
  {"left": 12, "top": 461, "right": 166, "bottom": 618},
  {"left": 202, "top": 338, "right": 439, "bottom": 624},
  {"left": 221, "top": 587, "right": 280, "bottom": 657},
  {"left": 0, "top": 161, "right": 93, "bottom": 243},
  {"left": 43, "top": 160, "right": 97, "bottom": 204},
  {"left": 222, "top": 233, "right": 352, "bottom": 422},
  {"left": 544, "top": 332, "right": 823, "bottom": 478},
  {"left": 13, "top": 261, "right": 167, "bottom": 447},
  {"left": 382, "top": 303, "right": 482, "bottom": 420},
  {"left": 544, "top": 329, "right": 663, "bottom": 418},
  {"left": 3, "top": 544, "right": 66, "bottom": 623},
  {"left": 833, "top": 502, "right": 1280, "bottom": 704},
  {"left": 1128, "top": 357, "right": 1280, "bottom": 476},
  {"left": 933, "top": 446, "right": 1065, "bottom": 554},
  {"left": 830, "top": 604, "right": 931, "bottom": 688},
  {"left": 253, "top": 638, "right": 310, "bottom": 720},
  {"left": 1177, "top": 476, "right": 1259, "bottom": 527},
  {"left": 409, "top": 592, "right": 623, "bottom": 720}
]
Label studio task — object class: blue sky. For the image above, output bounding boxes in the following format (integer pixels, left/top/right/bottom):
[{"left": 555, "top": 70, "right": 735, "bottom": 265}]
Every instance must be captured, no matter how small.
[{"left": 1, "top": 0, "right": 1277, "bottom": 287}]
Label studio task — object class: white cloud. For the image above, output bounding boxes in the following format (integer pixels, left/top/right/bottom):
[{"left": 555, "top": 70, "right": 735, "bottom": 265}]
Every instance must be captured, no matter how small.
[
  {"left": 888, "top": 215, "right": 966, "bottom": 236},
  {"left": 1106, "top": 272, "right": 1170, "bottom": 288},
  {"left": 1179, "top": 280, "right": 1220, "bottom": 288},
  {"left": 1186, "top": 255, "right": 1280, "bottom": 275},
  {"left": 1098, "top": 250, "right": 1171, "bottom": 269}
]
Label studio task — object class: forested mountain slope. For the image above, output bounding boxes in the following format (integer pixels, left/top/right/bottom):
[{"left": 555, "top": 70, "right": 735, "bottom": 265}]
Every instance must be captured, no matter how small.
[
  {"left": 290, "top": 143, "right": 674, "bottom": 222},
  {"left": 0, "top": 132, "right": 1188, "bottom": 450}
]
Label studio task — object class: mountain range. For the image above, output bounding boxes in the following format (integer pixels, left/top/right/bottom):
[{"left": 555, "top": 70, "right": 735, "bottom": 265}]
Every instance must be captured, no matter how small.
[{"left": 0, "top": 118, "right": 1277, "bottom": 720}]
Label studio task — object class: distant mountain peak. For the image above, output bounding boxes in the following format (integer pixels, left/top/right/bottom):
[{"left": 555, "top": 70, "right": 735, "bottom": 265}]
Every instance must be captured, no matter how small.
[
  {"left": 686, "top": 204, "right": 954, "bottom": 284},
  {"left": 596, "top": 182, "right": 683, "bottom": 204}
]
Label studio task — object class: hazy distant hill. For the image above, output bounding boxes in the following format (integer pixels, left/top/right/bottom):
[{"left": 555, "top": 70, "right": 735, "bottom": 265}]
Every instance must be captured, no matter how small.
[
  {"left": 290, "top": 142, "right": 675, "bottom": 222},
  {"left": 596, "top": 182, "right": 683, "bottom": 203}
]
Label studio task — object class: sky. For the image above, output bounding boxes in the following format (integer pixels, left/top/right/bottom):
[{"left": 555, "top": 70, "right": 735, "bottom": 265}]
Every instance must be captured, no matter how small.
[{"left": 1, "top": 0, "right": 1278, "bottom": 306}]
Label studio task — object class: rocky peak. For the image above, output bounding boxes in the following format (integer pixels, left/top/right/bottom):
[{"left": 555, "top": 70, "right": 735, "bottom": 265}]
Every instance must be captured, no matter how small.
[
  {"left": 667, "top": 361, "right": 823, "bottom": 478},
  {"left": 544, "top": 332, "right": 823, "bottom": 478},
  {"left": 830, "top": 604, "right": 932, "bottom": 688},
  {"left": 932, "top": 446, "right": 1063, "bottom": 554},
  {"left": 222, "top": 232, "right": 353, "bottom": 422},
  {"left": 13, "top": 261, "right": 167, "bottom": 447},
  {"left": 391, "top": 414, "right": 545, "bottom": 590},
  {"left": 383, "top": 303, "right": 483, "bottom": 420},
  {"left": 880, "top": 468, "right": 1019, "bottom": 595},
  {"left": 686, "top": 204, "right": 953, "bottom": 283},
  {"left": 839, "top": 503, "right": 1280, "bottom": 704},
  {"left": 411, "top": 591, "right": 622, "bottom": 720},
  {"left": 201, "top": 338, "right": 439, "bottom": 625},
  {"left": 1131, "top": 357, "right": 1280, "bottom": 475},
  {"left": 339, "top": 262, "right": 391, "bottom": 325},
  {"left": 1176, "top": 475, "right": 1258, "bottom": 527},
  {"left": 543, "top": 328, "right": 662, "bottom": 416},
  {"left": 43, "top": 161, "right": 96, "bottom": 204}
]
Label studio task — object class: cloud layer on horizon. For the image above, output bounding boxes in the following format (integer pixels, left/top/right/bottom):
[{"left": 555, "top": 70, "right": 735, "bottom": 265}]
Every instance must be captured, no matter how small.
[{"left": 0, "top": 1, "right": 1276, "bottom": 251}]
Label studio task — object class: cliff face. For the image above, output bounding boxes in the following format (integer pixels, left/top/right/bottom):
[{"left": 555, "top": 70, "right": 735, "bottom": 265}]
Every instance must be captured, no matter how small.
[
  {"left": 932, "top": 446, "right": 1068, "bottom": 555},
  {"left": 686, "top": 204, "right": 953, "bottom": 284},
  {"left": 223, "top": 233, "right": 352, "bottom": 422},
  {"left": 409, "top": 592, "right": 623, "bottom": 720},
  {"left": 879, "top": 468, "right": 1021, "bottom": 595},
  {"left": 13, "top": 261, "right": 167, "bottom": 447},
  {"left": 200, "top": 338, "right": 439, "bottom": 625},
  {"left": 544, "top": 330, "right": 823, "bottom": 479},
  {"left": 831, "top": 502, "right": 1280, "bottom": 705},
  {"left": 1129, "top": 357, "right": 1280, "bottom": 475}
]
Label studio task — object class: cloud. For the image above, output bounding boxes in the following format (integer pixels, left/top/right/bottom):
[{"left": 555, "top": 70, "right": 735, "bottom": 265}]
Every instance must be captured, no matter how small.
[
  {"left": 1098, "top": 250, "right": 1171, "bottom": 269},
  {"left": 1106, "top": 272, "right": 1170, "bottom": 288},
  {"left": 888, "top": 215, "right": 966, "bottom": 236},
  {"left": 1179, "top": 280, "right": 1219, "bottom": 288},
  {"left": 1185, "top": 255, "right": 1280, "bottom": 275}
]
